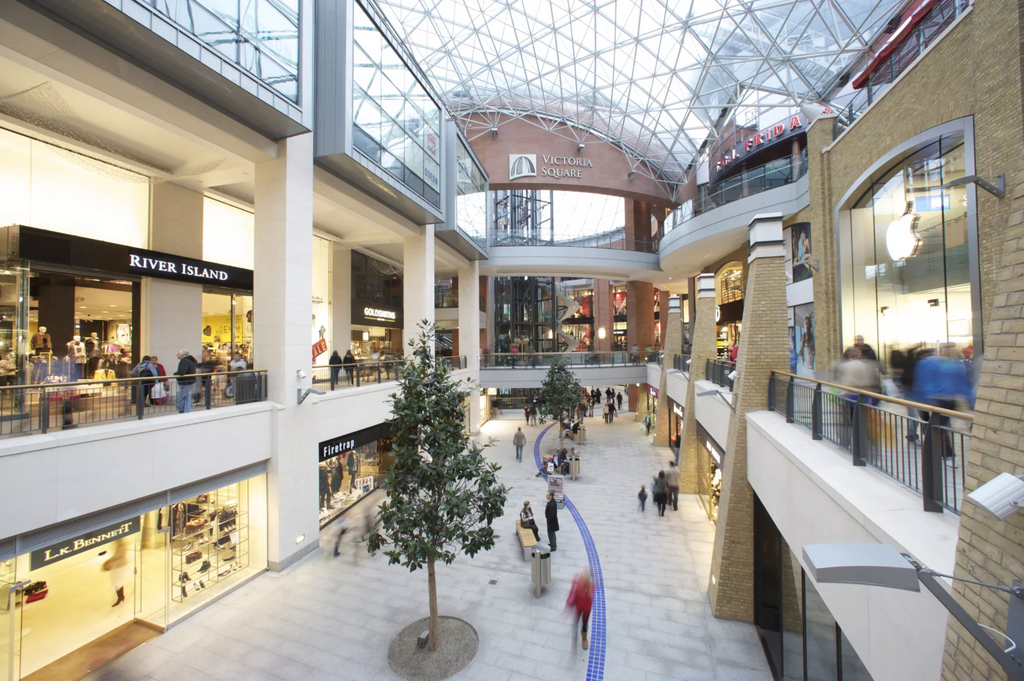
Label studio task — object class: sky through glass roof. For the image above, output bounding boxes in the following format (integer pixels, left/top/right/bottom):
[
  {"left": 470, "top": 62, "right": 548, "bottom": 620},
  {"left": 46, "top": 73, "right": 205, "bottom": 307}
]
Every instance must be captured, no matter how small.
[{"left": 370, "top": 0, "right": 904, "bottom": 193}]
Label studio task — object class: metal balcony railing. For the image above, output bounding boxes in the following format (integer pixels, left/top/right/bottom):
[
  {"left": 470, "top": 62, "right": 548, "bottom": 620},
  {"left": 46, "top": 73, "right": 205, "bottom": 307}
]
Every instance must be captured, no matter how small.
[
  {"left": 489, "top": 230, "right": 659, "bottom": 254},
  {"left": 313, "top": 356, "right": 467, "bottom": 390},
  {"left": 481, "top": 351, "right": 653, "bottom": 368},
  {"left": 768, "top": 371, "right": 972, "bottom": 515},
  {"left": 706, "top": 359, "right": 736, "bottom": 391},
  {"left": 0, "top": 370, "right": 268, "bottom": 437}
]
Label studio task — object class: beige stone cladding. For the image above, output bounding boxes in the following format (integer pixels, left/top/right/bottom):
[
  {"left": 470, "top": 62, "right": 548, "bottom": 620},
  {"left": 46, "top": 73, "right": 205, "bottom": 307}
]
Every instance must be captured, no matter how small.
[
  {"left": 679, "top": 276, "right": 718, "bottom": 494},
  {"left": 708, "top": 221, "right": 789, "bottom": 622},
  {"left": 940, "top": 153, "right": 1024, "bottom": 681},
  {"left": 654, "top": 297, "right": 682, "bottom": 446}
]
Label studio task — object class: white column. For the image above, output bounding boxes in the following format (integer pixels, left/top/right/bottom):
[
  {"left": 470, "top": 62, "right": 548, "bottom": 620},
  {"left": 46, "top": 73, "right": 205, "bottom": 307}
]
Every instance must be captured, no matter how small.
[
  {"left": 142, "top": 183, "right": 203, "bottom": 363},
  {"left": 254, "top": 133, "right": 318, "bottom": 571},
  {"left": 332, "top": 244, "right": 352, "bottom": 355},
  {"left": 403, "top": 224, "right": 435, "bottom": 353},
  {"left": 458, "top": 261, "right": 481, "bottom": 434}
]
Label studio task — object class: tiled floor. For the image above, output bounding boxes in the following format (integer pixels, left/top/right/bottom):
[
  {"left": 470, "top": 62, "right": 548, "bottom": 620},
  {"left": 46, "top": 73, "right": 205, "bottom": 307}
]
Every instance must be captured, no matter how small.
[{"left": 88, "top": 411, "right": 771, "bottom": 681}]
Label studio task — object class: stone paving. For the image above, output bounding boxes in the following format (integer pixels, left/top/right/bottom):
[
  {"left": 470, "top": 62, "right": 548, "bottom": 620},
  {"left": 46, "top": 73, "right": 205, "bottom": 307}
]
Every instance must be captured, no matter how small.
[{"left": 89, "top": 410, "right": 771, "bottom": 681}]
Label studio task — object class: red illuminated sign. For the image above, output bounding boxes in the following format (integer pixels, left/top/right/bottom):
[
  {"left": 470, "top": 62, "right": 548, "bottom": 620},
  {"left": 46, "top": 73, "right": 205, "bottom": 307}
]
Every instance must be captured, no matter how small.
[{"left": 713, "top": 112, "right": 824, "bottom": 174}]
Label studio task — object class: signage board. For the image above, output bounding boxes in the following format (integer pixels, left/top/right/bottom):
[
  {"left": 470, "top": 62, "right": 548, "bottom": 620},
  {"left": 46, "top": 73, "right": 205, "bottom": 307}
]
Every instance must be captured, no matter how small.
[
  {"left": 16, "top": 226, "right": 253, "bottom": 291},
  {"left": 711, "top": 113, "right": 810, "bottom": 182},
  {"left": 352, "top": 299, "right": 402, "bottom": 329},
  {"left": 30, "top": 517, "right": 140, "bottom": 570},
  {"left": 509, "top": 153, "right": 595, "bottom": 181},
  {"left": 312, "top": 338, "right": 328, "bottom": 363},
  {"left": 319, "top": 422, "right": 391, "bottom": 462}
]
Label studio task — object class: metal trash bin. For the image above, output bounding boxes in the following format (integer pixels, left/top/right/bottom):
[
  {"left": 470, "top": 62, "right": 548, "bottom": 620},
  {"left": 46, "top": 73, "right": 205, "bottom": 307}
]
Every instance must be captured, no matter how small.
[
  {"left": 531, "top": 546, "right": 552, "bottom": 597},
  {"left": 569, "top": 455, "right": 581, "bottom": 481}
]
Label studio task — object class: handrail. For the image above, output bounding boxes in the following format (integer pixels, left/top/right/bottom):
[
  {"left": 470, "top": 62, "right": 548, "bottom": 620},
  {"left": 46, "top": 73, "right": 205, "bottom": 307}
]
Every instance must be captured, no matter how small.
[
  {"left": 768, "top": 370, "right": 971, "bottom": 514},
  {"left": 772, "top": 371, "right": 973, "bottom": 421},
  {"left": 0, "top": 369, "right": 266, "bottom": 391}
]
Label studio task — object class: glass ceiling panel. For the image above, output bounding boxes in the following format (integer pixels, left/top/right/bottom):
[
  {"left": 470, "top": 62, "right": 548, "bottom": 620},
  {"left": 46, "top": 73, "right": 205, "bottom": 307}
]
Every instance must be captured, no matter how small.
[{"left": 371, "top": 0, "right": 903, "bottom": 195}]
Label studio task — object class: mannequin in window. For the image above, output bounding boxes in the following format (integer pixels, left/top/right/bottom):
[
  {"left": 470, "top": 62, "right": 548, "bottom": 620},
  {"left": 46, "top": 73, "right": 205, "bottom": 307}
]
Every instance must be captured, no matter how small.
[
  {"left": 67, "top": 335, "right": 87, "bottom": 381},
  {"left": 85, "top": 332, "right": 100, "bottom": 378},
  {"left": 31, "top": 326, "right": 51, "bottom": 355}
]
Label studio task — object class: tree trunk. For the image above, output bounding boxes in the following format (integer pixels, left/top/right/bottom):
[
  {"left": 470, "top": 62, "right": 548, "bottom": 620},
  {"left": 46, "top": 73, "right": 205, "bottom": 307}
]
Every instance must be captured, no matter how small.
[{"left": 427, "top": 555, "right": 439, "bottom": 651}]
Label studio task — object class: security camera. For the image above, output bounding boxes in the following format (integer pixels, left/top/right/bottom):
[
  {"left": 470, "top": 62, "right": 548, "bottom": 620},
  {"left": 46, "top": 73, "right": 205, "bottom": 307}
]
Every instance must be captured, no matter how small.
[
  {"left": 296, "top": 369, "right": 307, "bottom": 380},
  {"left": 686, "top": 358, "right": 692, "bottom": 366},
  {"left": 968, "top": 472, "right": 1024, "bottom": 520},
  {"left": 728, "top": 370, "right": 738, "bottom": 381}
]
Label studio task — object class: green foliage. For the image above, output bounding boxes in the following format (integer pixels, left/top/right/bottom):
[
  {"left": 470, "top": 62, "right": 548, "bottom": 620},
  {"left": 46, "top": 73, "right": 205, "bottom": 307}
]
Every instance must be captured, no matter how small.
[
  {"left": 538, "top": 357, "right": 583, "bottom": 448},
  {"left": 367, "top": 322, "right": 509, "bottom": 570}
]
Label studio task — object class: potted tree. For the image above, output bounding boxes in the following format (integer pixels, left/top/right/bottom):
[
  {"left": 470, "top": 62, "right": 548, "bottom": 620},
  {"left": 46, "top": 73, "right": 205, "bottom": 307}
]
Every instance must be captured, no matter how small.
[{"left": 368, "top": 323, "right": 508, "bottom": 657}]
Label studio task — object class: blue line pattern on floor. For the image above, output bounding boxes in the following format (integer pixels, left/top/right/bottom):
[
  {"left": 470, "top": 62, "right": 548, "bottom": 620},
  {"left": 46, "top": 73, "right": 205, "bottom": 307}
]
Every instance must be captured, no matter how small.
[{"left": 534, "top": 424, "right": 606, "bottom": 681}]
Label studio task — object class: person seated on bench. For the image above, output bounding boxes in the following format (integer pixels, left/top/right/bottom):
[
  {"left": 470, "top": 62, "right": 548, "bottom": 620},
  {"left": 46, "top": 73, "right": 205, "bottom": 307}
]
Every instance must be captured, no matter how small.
[
  {"left": 563, "top": 420, "right": 581, "bottom": 441},
  {"left": 520, "top": 501, "right": 540, "bottom": 541},
  {"left": 556, "top": 449, "right": 570, "bottom": 475}
]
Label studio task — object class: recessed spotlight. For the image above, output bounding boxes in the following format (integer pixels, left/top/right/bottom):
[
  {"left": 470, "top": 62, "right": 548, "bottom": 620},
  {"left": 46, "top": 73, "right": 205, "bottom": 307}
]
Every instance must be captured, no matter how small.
[
  {"left": 79, "top": 306, "right": 86, "bottom": 309},
  {"left": 101, "top": 311, "right": 109, "bottom": 314},
  {"left": 110, "top": 305, "right": 117, "bottom": 308}
]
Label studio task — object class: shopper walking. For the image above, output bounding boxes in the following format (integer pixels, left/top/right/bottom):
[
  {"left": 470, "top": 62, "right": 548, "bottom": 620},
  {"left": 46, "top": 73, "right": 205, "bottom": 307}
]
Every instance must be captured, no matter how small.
[
  {"left": 328, "top": 350, "right": 342, "bottom": 390},
  {"left": 638, "top": 485, "right": 648, "bottom": 512},
  {"left": 173, "top": 349, "right": 197, "bottom": 413},
  {"left": 130, "top": 355, "right": 158, "bottom": 406},
  {"left": 520, "top": 501, "right": 540, "bottom": 541},
  {"left": 513, "top": 427, "right": 526, "bottom": 462},
  {"left": 333, "top": 514, "right": 354, "bottom": 557},
  {"left": 602, "top": 401, "right": 610, "bottom": 424},
  {"left": 653, "top": 471, "right": 669, "bottom": 516},
  {"left": 665, "top": 461, "right": 681, "bottom": 511},
  {"left": 616, "top": 391, "right": 623, "bottom": 411},
  {"left": 342, "top": 350, "right": 357, "bottom": 384},
  {"left": 545, "top": 491, "right": 559, "bottom": 551},
  {"left": 530, "top": 404, "right": 538, "bottom": 426},
  {"left": 566, "top": 571, "right": 594, "bottom": 651},
  {"left": 103, "top": 538, "right": 131, "bottom": 607}
]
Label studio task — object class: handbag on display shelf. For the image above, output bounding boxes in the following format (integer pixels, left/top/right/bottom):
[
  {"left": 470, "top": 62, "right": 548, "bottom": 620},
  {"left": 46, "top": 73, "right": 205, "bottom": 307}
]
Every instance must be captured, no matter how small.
[
  {"left": 184, "top": 518, "right": 206, "bottom": 535},
  {"left": 24, "top": 580, "right": 48, "bottom": 603},
  {"left": 185, "top": 551, "right": 203, "bottom": 564}
]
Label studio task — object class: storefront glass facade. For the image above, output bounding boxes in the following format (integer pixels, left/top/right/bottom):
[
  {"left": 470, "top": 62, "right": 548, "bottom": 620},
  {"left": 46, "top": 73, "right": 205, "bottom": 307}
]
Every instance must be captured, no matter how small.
[
  {"left": 456, "top": 139, "right": 487, "bottom": 247},
  {"left": 151, "top": 0, "right": 301, "bottom": 102},
  {"left": 696, "top": 423, "right": 723, "bottom": 523},
  {"left": 352, "top": 1, "right": 442, "bottom": 208},
  {"left": 753, "top": 495, "right": 874, "bottom": 680},
  {"left": 319, "top": 424, "right": 395, "bottom": 528},
  {"left": 1, "top": 474, "right": 267, "bottom": 679},
  {"left": 840, "top": 131, "right": 972, "bottom": 364}
]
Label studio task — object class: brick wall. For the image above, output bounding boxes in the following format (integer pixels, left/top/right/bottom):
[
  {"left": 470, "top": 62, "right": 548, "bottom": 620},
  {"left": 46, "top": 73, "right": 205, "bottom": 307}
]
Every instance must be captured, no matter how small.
[
  {"left": 679, "top": 290, "right": 717, "bottom": 493},
  {"left": 708, "top": 242, "right": 789, "bottom": 622},
  {"left": 940, "top": 153, "right": 1024, "bottom": 681}
]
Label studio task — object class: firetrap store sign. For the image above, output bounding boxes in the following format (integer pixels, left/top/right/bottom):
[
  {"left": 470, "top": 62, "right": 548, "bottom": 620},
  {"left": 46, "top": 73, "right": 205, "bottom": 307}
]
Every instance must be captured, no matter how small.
[
  {"left": 30, "top": 518, "right": 140, "bottom": 569},
  {"left": 509, "top": 153, "right": 594, "bottom": 181},
  {"left": 319, "top": 422, "right": 391, "bottom": 463}
]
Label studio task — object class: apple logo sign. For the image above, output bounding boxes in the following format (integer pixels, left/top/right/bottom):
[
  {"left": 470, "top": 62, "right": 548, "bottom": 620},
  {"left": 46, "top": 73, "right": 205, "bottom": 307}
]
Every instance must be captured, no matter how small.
[{"left": 886, "top": 212, "right": 920, "bottom": 261}]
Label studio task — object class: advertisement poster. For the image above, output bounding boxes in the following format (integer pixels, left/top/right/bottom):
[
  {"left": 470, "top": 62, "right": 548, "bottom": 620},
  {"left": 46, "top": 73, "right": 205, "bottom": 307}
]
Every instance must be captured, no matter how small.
[
  {"left": 790, "top": 303, "right": 815, "bottom": 375},
  {"left": 791, "top": 222, "right": 813, "bottom": 283}
]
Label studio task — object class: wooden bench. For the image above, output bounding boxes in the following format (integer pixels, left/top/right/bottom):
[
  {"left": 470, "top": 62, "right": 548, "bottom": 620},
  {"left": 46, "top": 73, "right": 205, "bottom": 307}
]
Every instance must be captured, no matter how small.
[{"left": 515, "top": 519, "right": 537, "bottom": 560}]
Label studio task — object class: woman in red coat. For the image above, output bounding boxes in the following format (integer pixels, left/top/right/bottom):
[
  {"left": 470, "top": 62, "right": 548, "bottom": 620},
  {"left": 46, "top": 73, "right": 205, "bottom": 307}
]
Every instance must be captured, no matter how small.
[{"left": 566, "top": 571, "right": 594, "bottom": 650}]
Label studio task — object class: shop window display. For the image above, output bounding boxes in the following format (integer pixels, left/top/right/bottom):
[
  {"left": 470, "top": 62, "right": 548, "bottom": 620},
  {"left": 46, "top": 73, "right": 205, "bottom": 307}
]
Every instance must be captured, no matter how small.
[
  {"left": 319, "top": 436, "right": 395, "bottom": 528},
  {"left": 697, "top": 424, "right": 723, "bottom": 523},
  {"left": 170, "top": 481, "right": 257, "bottom": 610},
  {"left": 0, "top": 475, "right": 265, "bottom": 678}
]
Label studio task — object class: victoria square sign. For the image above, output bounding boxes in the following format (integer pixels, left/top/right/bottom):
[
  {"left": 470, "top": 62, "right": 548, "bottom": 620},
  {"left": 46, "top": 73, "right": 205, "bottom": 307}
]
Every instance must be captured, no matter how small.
[{"left": 509, "top": 153, "right": 594, "bottom": 181}]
